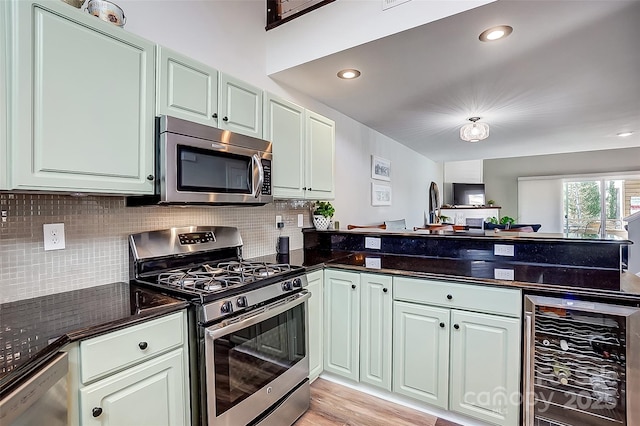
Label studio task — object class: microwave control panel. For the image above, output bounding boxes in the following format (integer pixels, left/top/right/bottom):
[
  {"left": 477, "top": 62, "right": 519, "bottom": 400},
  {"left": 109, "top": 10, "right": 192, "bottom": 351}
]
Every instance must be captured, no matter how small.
[{"left": 261, "top": 160, "right": 272, "bottom": 195}]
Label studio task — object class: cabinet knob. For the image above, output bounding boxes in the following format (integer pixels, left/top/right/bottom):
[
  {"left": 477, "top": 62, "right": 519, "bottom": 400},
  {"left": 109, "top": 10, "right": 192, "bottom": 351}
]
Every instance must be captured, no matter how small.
[
  {"left": 212, "top": 113, "right": 218, "bottom": 118},
  {"left": 351, "top": 284, "right": 356, "bottom": 289},
  {"left": 146, "top": 175, "right": 154, "bottom": 181},
  {"left": 138, "top": 341, "right": 148, "bottom": 350},
  {"left": 383, "top": 288, "right": 388, "bottom": 293},
  {"left": 92, "top": 407, "right": 103, "bottom": 418},
  {"left": 302, "top": 187, "right": 307, "bottom": 191},
  {"left": 454, "top": 324, "right": 460, "bottom": 330},
  {"left": 308, "top": 187, "right": 312, "bottom": 191},
  {"left": 446, "top": 294, "right": 453, "bottom": 300},
  {"left": 439, "top": 322, "right": 445, "bottom": 328},
  {"left": 223, "top": 116, "right": 229, "bottom": 122}
]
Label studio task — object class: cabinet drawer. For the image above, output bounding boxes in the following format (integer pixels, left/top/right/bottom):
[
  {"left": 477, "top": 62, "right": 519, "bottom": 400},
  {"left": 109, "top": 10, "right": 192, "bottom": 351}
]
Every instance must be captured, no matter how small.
[
  {"left": 80, "top": 311, "right": 185, "bottom": 384},
  {"left": 393, "top": 277, "right": 521, "bottom": 318}
]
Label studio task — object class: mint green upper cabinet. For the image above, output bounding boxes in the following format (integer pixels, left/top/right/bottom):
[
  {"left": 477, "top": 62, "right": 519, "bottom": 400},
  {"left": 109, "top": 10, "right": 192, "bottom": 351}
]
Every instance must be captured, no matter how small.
[
  {"left": 9, "top": 0, "right": 155, "bottom": 194},
  {"left": 219, "top": 73, "right": 263, "bottom": 139},
  {"left": 324, "top": 269, "right": 360, "bottom": 381},
  {"left": 360, "top": 273, "right": 392, "bottom": 391},
  {"left": 264, "top": 93, "right": 305, "bottom": 198},
  {"left": 393, "top": 301, "right": 450, "bottom": 409},
  {"left": 306, "top": 269, "right": 324, "bottom": 382},
  {"left": 305, "top": 110, "right": 335, "bottom": 199},
  {"left": 157, "top": 46, "right": 218, "bottom": 127},
  {"left": 449, "top": 310, "right": 521, "bottom": 426},
  {"left": 0, "top": 1, "right": 7, "bottom": 190}
]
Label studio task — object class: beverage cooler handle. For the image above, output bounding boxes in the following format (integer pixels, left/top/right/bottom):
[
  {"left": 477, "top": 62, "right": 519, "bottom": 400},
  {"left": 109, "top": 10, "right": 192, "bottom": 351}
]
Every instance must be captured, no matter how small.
[
  {"left": 251, "top": 154, "right": 264, "bottom": 198},
  {"left": 524, "top": 312, "right": 534, "bottom": 426}
]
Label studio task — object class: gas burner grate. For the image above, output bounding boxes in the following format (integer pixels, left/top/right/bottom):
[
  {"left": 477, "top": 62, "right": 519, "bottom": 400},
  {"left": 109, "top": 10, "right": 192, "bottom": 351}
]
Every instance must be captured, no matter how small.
[{"left": 156, "top": 261, "right": 293, "bottom": 294}]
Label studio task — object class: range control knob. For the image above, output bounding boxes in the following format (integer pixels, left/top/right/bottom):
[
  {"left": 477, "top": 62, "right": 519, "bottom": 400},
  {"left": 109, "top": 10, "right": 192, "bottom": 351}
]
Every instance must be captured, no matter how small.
[
  {"left": 282, "top": 281, "right": 293, "bottom": 291},
  {"left": 220, "top": 301, "right": 233, "bottom": 314},
  {"left": 292, "top": 278, "right": 303, "bottom": 288},
  {"left": 236, "top": 296, "right": 248, "bottom": 308}
]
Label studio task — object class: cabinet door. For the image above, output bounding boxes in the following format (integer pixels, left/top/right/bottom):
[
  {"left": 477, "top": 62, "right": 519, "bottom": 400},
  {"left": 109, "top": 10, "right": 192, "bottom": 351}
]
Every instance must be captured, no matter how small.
[
  {"left": 305, "top": 110, "right": 335, "bottom": 199},
  {"left": 264, "top": 93, "right": 305, "bottom": 199},
  {"left": 157, "top": 46, "right": 218, "bottom": 127},
  {"left": 218, "top": 72, "right": 263, "bottom": 138},
  {"left": 323, "top": 269, "right": 359, "bottom": 381},
  {"left": 79, "top": 348, "right": 189, "bottom": 426},
  {"left": 393, "top": 301, "right": 449, "bottom": 409},
  {"left": 449, "top": 310, "right": 521, "bottom": 426},
  {"left": 306, "top": 269, "right": 324, "bottom": 382},
  {"left": 360, "top": 273, "right": 392, "bottom": 390},
  {"left": 0, "top": 0, "right": 7, "bottom": 189},
  {"left": 10, "top": 1, "right": 155, "bottom": 194}
]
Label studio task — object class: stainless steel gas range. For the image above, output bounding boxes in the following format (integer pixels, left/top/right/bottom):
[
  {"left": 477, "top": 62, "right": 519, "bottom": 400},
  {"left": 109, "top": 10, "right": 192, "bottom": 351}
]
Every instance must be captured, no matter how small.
[{"left": 129, "top": 226, "right": 310, "bottom": 426}]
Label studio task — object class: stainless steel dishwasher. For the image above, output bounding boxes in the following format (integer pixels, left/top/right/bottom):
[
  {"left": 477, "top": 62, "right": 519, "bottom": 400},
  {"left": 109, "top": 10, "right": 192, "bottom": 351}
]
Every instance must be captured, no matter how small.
[{"left": 0, "top": 352, "right": 68, "bottom": 426}]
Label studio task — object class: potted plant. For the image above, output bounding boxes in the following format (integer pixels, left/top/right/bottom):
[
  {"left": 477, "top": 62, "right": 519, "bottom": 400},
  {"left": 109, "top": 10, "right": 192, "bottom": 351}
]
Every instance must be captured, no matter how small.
[
  {"left": 487, "top": 199, "right": 496, "bottom": 207},
  {"left": 312, "top": 201, "right": 335, "bottom": 230}
]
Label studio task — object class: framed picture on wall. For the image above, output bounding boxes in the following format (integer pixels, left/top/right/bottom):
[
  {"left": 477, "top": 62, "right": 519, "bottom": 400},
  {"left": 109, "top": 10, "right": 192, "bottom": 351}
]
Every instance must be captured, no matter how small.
[
  {"left": 372, "top": 183, "right": 392, "bottom": 206},
  {"left": 371, "top": 155, "right": 391, "bottom": 181}
]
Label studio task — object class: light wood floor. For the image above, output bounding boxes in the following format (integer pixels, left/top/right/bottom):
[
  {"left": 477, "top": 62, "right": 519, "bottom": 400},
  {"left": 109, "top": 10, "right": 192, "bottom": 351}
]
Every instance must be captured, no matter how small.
[{"left": 295, "top": 378, "right": 462, "bottom": 426}]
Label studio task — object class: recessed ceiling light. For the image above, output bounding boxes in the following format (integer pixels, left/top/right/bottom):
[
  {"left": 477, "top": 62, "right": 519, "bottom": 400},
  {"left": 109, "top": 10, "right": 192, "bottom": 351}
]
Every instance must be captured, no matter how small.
[
  {"left": 479, "top": 25, "right": 513, "bottom": 42},
  {"left": 617, "top": 131, "right": 634, "bottom": 137},
  {"left": 337, "top": 69, "right": 361, "bottom": 79}
]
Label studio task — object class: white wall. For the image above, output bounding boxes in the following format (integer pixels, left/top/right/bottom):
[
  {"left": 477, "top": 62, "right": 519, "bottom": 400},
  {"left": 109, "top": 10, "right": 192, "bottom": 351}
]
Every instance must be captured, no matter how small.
[
  {"left": 119, "top": 0, "right": 440, "bottom": 229},
  {"left": 517, "top": 178, "right": 564, "bottom": 233},
  {"left": 265, "top": 0, "right": 493, "bottom": 74}
]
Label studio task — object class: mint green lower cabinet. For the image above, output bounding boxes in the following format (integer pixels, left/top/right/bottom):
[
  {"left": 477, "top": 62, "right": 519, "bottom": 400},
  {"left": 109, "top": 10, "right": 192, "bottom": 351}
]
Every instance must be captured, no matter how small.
[
  {"left": 79, "top": 348, "right": 187, "bottom": 425},
  {"left": 323, "top": 269, "right": 360, "bottom": 381},
  {"left": 449, "top": 310, "right": 521, "bottom": 426},
  {"left": 307, "top": 270, "right": 324, "bottom": 381},
  {"left": 360, "top": 273, "right": 392, "bottom": 390},
  {"left": 393, "top": 301, "right": 450, "bottom": 409}
]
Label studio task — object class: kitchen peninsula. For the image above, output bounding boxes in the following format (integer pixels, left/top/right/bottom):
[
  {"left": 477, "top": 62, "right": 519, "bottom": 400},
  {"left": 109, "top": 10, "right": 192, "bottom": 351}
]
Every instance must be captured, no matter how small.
[{"left": 301, "top": 227, "right": 639, "bottom": 426}]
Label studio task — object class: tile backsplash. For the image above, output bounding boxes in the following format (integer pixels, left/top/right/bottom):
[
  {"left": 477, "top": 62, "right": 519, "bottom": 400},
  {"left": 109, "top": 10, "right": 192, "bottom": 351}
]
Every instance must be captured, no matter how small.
[{"left": 0, "top": 193, "right": 313, "bottom": 303}]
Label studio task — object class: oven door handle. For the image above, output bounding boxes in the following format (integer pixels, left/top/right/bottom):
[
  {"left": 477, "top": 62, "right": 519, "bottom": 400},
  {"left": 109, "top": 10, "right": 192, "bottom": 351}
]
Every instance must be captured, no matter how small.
[
  {"left": 206, "top": 290, "right": 310, "bottom": 339},
  {"left": 251, "top": 154, "right": 264, "bottom": 198}
]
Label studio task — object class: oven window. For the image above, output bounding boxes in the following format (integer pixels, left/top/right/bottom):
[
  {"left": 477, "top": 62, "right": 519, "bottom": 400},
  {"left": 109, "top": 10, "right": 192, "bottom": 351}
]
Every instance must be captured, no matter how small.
[
  {"left": 178, "top": 145, "right": 251, "bottom": 193},
  {"left": 213, "top": 303, "right": 306, "bottom": 416}
]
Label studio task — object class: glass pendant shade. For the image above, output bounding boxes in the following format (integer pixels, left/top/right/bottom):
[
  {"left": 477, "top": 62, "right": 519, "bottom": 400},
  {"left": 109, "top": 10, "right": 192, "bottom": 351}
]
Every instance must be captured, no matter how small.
[{"left": 460, "top": 119, "right": 490, "bottom": 142}]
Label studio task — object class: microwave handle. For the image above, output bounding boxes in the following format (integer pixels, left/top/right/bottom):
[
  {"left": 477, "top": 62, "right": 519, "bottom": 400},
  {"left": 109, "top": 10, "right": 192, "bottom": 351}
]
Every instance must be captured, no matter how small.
[{"left": 251, "top": 154, "right": 264, "bottom": 198}]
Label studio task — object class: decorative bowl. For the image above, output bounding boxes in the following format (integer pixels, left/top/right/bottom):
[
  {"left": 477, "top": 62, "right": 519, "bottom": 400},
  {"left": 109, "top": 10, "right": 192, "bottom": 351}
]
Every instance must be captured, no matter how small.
[{"left": 87, "top": 0, "right": 126, "bottom": 27}]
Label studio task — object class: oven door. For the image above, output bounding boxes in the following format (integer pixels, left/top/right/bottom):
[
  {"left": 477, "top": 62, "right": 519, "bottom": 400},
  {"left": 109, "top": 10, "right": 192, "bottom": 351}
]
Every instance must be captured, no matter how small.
[
  {"left": 204, "top": 290, "right": 310, "bottom": 426},
  {"left": 160, "top": 131, "right": 272, "bottom": 205}
]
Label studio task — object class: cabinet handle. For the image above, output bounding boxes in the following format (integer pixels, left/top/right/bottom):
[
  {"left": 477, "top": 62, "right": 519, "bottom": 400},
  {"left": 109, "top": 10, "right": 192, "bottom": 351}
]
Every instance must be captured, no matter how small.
[
  {"left": 92, "top": 407, "right": 103, "bottom": 418},
  {"left": 146, "top": 175, "right": 154, "bottom": 181},
  {"left": 446, "top": 294, "right": 453, "bottom": 300},
  {"left": 351, "top": 284, "right": 356, "bottom": 289},
  {"left": 439, "top": 322, "right": 445, "bottom": 328},
  {"left": 308, "top": 187, "right": 312, "bottom": 191},
  {"left": 302, "top": 187, "right": 307, "bottom": 191},
  {"left": 382, "top": 288, "right": 388, "bottom": 293},
  {"left": 212, "top": 113, "right": 218, "bottom": 118},
  {"left": 138, "top": 341, "right": 148, "bottom": 350},
  {"left": 223, "top": 116, "right": 229, "bottom": 122},
  {"left": 453, "top": 324, "right": 460, "bottom": 330}
]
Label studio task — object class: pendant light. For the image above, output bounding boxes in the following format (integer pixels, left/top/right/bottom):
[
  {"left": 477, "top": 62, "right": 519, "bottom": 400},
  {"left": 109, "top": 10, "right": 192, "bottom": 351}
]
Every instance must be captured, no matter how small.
[{"left": 460, "top": 117, "right": 490, "bottom": 142}]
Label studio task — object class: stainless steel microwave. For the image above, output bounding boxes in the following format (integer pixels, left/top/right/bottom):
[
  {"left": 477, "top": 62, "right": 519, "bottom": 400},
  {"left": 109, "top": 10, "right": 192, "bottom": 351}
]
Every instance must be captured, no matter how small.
[{"left": 128, "top": 116, "right": 273, "bottom": 206}]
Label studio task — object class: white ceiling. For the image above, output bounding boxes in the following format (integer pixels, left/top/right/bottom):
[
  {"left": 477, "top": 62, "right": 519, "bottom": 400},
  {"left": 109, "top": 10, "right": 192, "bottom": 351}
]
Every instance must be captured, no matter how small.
[{"left": 270, "top": 0, "right": 640, "bottom": 162}]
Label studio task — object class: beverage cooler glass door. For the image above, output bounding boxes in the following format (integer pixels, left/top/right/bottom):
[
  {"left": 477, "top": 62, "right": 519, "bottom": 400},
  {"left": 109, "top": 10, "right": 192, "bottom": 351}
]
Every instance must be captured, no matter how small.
[
  {"left": 204, "top": 291, "right": 310, "bottom": 426},
  {"left": 524, "top": 295, "right": 640, "bottom": 426}
]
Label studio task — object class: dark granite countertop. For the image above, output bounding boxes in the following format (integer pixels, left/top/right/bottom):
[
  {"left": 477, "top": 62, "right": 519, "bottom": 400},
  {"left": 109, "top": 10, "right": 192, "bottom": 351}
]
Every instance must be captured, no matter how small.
[{"left": 0, "top": 282, "right": 188, "bottom": 398}]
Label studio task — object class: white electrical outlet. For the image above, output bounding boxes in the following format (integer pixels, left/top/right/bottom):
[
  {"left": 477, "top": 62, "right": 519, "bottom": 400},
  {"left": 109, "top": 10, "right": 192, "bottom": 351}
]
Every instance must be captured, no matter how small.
[
  {"left": 494, "top": 268, "right": 515, "bottom": 280},
  {"left": 275, "top": 215, "right": 282, "bottom": 228},
  {"left": 43, "top": 223, "right": 66, "bottom": 251},
  {"left": 365, "top": 237, "right": 381, "bottom": 250},
  {"left": 297, "top": 214, "right": 304, "bottom": 227},
  {"left": 494, "top": 244, "right": 515, "bottom": 256}
]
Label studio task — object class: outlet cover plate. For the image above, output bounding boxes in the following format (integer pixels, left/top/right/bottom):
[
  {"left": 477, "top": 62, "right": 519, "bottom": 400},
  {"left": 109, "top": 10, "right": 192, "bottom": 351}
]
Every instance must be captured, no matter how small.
[{"left": 43, "top": 223, "right": 66, "bottom": 251}]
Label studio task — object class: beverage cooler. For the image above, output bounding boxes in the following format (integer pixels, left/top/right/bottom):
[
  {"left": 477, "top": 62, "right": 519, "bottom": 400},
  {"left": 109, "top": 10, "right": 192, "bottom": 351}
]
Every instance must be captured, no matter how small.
[{"left": 524, "top": 295, "right": 640, "bottom": 426}]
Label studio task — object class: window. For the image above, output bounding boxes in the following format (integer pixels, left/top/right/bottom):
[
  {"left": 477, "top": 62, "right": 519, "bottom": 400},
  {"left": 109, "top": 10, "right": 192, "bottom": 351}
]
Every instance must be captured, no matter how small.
[{"left": 563, "top": 176, "right": 640, "bottom": 238}]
